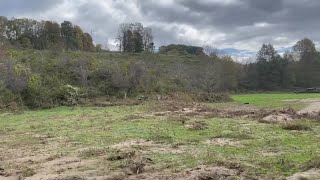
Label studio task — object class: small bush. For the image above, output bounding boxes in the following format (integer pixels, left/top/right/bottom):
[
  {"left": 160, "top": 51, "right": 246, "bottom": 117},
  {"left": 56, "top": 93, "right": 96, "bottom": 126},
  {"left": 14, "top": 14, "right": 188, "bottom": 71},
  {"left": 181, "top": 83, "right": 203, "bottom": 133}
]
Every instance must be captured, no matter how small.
[
  {"left": 57, "top": 84, "right": 81, "bottom": 106},
  {"left": 196, "top": 93, "right": 233, "bottom": 103},
  {"left": 0, "top": 82, "right": 23, "bottom": 110}
]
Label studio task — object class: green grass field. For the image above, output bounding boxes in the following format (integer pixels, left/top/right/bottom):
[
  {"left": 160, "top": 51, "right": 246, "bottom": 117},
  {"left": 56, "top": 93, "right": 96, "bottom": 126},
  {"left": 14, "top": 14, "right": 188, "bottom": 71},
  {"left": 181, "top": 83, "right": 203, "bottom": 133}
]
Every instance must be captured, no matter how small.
[
  {"left": 233, "top": 93, "right": 320, "bottom": 109},
  {"left": 1, "top": 93, "right": 320, "bottom": 179}
]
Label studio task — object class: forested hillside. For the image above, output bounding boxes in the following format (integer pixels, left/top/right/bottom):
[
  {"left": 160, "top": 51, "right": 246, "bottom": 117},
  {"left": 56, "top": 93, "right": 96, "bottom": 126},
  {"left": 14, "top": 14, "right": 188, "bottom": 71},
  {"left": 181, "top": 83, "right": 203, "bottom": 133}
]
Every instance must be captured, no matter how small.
[
  {"left": 1, "top": 17, "right": 320, "bottom": 109},
  {"left": 1, "top": 37, "right": 320, "bottom": 109}
]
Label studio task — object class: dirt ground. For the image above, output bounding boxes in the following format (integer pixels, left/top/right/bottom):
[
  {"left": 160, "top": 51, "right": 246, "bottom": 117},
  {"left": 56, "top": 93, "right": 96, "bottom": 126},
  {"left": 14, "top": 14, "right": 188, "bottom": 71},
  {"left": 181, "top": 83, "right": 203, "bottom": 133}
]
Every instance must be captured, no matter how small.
[
  {"left": 283, "top": 98, "right": 320, "bottom": 116},
  {"left": 298, "top": 101, "right": 320, "bottom": 116},
  {"left": 287, "top": 169, "right": 320, "bottom": 180},
  {"left": 1, "top": 98, "right": 320, "bottom": 179},
  {"left": 0, "top": 135, "right": 243, "bottom": 180}
]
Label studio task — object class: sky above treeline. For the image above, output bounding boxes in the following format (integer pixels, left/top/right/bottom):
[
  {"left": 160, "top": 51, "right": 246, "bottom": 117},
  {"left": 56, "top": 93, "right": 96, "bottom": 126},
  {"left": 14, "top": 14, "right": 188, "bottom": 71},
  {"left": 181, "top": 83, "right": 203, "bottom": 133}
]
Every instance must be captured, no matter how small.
[{"left": 1, "top": 0, "right": 320, "bottom": 62}]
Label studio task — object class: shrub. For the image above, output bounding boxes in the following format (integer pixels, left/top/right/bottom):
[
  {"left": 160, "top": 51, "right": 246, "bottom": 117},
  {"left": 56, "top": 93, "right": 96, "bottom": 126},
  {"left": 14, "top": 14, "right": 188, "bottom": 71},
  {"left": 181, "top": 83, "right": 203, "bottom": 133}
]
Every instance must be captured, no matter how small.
[
  {"left": 196, "top": 93, "right": 233, "bottom": 103},
  {"left": 57, "top": 84, "right": 81, "bottom": 106},
  {"left": 0, "top": 81, "right": 22, "bottom": 109}
]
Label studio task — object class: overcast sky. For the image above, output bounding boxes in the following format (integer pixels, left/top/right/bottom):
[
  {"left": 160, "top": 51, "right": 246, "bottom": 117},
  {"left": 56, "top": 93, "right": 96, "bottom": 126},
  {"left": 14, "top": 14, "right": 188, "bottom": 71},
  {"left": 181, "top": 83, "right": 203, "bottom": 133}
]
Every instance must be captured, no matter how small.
[{"left": 1, "top": 0, "right": 320, "bottom": 61}]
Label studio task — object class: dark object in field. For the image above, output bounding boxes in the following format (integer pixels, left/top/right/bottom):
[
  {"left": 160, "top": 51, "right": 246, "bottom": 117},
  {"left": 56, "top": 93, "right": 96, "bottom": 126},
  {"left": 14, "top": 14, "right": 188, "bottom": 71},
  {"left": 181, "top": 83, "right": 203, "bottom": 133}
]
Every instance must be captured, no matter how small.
[
  {"left": 244, "top": 102, "right": 250, "bottom": 105},
  {"left": 294, "top": 88, "right": 320, "bottom": 93}
]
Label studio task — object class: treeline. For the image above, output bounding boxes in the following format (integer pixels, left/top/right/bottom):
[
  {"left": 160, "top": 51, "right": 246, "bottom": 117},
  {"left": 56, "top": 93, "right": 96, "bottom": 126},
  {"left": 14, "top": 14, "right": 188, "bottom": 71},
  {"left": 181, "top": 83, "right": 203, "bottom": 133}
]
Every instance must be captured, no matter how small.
[
  {"left": 0, "top": 17, "right": 95, "bottom": 51},
  {"left": 116, "top": 23, "right": 154, "bottom": 53},
  {"left": 240, "top": 38, "right": 320, "bottom": 90}
]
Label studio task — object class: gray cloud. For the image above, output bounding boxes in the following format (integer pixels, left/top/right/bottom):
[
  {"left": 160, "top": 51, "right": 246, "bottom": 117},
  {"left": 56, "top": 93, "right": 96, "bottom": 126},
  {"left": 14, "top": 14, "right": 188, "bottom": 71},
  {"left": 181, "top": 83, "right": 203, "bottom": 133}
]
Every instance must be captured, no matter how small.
[
  {"left": 0, "top": 0, "right": 63, "bottom": 16},
  {"left": 1, "top": 0, "right": 320, "bottom": 55}
]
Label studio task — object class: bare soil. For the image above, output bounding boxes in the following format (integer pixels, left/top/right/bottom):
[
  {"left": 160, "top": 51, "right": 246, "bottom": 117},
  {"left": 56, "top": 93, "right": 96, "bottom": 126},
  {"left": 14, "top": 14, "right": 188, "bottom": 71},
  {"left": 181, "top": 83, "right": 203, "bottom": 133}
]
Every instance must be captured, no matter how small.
[
  {"left": 0, "top": 134, "right": 101, "bottom": 180},
  {"left": 151, "top": 100, "right": 301, "bottom": 124},
  {"left": 282, "top": 98, "right": 320, "bottom": 116},
  {"left": 298, "top": 102, "right": 320, "bottom": 116},
  {"left": 1, "top": 135, "right": 244, "bottom": 179},
  {"left": 110, "top": 139, "right": 186, "bottom": 154},
  {"left": 127, "top": 165, "right": 241, "bottom": 180},
  {"left": 204, "top": 138, "right": 243, "bottom": 147}
]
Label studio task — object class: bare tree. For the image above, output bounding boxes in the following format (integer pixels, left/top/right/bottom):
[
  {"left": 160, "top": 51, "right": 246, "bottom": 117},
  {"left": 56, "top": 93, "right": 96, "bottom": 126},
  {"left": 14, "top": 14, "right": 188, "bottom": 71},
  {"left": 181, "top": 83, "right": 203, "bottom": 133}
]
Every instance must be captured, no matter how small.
[
  {"left": 116, "top": 23, "right": 128, "bottom": 52},
  {"left": 200, "top": 61, "right": 219, "bottom": 93},
  {"left": 143, "top": 27, "right": 153, "bottom": 52},
  {"left": 74, "top": 58, "right": 89, "bottom": 86}
]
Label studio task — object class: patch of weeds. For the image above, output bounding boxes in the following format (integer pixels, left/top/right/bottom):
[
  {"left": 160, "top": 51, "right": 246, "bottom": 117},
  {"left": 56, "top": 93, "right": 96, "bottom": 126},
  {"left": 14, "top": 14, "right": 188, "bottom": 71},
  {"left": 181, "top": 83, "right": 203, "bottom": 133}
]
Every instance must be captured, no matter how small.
[
  {"left": 123, "top": 114, "right": 145, "bottom": 121},
  {"left": 167, "top": 115, "right": 190, "bottom": 124},
  {"left": 303, "top": 157, "right": 320, "bottom": 170},
  {"left": 212, "top": 130, "right": 253, "bottom": 140},
  {"left": 196, "top": 93, "right": 233, "bottom": 103},
  {"left": 146, "top": 126, "right": 174, "bottom": 143},
  {"left": 78, "top": 147, "right": 110, "bottom": 158},
  {"left": 20, "top": 166, "right": 36, "bottom": 177},
  {"left": 215, "top": 160, "right": 246, "bottom": 175},
  {"left": 107, "top": 150, "right": 136, "bottom": 161},
  {"left": 115, "top": 155, "right": 151, "bottom": 175},
  {"left": 185, "top": 120, "right": 208, "bottom": 130},
  {"left": 258, "top": 157, "right": 297, "bottom": 175},
  {"left": 282, "top": 123, "right": 312, "bottom": 131}
]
